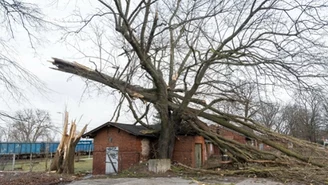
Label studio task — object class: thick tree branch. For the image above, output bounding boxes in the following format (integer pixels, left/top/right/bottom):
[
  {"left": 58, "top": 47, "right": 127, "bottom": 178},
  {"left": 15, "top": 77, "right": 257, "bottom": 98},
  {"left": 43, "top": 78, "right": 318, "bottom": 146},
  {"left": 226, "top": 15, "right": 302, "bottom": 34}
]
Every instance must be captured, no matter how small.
[{"left": 50, "top": 58, "right": 157, "bottom": 102}]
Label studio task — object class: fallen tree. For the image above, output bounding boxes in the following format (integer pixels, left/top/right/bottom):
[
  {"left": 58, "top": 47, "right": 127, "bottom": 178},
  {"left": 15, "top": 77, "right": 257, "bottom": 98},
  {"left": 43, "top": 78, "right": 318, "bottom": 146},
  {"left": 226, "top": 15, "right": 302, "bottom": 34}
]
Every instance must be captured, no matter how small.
[
  {"left": 50, "top": 58, "right": 328, "bottom": 168},
  {"left": 175, "top": 162, "right": 328, "bottom": 185},
  {"left": 49, "top": 0, "right": 328, "bottom": 177}
]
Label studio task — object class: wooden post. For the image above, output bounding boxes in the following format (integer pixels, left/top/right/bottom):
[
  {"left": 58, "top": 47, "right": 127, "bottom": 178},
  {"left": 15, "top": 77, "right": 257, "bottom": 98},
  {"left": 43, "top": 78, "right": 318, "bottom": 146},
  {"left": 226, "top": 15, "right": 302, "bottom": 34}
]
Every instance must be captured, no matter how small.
[
  {"left": 45, "top": 147, "right": 49, "bottom": 172},
  {"left": 29, "top": 153, "right": 33, "bottom": 172},
  {"left": 12, "top": 154, "right": 15, "bottom": 171},
  {"left": 88, "top": 145, "right": 91, "bottom": 159}
]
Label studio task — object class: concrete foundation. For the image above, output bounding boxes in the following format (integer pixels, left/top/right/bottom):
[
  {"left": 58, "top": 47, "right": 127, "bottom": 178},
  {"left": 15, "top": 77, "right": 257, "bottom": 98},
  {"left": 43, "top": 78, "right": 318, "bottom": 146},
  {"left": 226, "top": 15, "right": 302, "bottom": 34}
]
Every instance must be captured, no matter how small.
[{"left": 148, "top": 159, "right": 171, "bottom": 173}]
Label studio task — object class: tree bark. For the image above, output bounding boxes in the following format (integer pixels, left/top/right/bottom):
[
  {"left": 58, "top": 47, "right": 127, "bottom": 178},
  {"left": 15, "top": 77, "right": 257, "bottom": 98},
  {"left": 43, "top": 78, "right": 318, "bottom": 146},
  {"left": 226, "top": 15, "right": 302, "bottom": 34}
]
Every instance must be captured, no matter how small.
[{"left": 155, "top": 101, "right": 176, "bottom": 159}]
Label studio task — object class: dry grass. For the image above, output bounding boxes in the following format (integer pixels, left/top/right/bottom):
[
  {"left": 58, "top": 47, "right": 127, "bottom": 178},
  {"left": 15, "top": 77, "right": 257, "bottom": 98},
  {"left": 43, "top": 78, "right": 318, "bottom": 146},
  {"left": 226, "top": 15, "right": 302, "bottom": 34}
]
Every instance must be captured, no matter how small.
[{"left": 0, "top": 155, "right": 93, "bottom": 173}]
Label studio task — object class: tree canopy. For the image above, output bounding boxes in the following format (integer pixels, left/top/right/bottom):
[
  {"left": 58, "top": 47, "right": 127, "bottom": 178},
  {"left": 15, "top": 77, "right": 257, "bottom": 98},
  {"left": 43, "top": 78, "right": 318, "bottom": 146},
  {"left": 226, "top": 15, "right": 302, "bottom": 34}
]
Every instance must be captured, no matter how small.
[{"left": 51, "top": 0, "right": 328, "bottom": 172}]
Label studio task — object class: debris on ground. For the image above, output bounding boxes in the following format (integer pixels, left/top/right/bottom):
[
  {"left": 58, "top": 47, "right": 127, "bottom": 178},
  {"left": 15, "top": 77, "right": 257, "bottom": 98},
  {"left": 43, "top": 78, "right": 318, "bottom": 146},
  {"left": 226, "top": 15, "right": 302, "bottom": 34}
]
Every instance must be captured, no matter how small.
[{"left": 0, "top": 171, "right": 76, "bottom": 185}]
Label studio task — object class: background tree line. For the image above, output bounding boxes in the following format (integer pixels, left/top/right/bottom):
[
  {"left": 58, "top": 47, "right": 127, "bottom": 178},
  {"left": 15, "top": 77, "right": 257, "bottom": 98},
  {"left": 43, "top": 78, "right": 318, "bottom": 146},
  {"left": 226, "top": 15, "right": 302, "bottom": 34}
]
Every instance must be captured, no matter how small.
[
  {"left": 221, "top": 82, "right": 328, "bottom": 143},
  {"left": 0, "top": 109, "right": 57, "bottom": 142},
  {"left": 256, "top": 91, "right": 328, "bottom": 144}
]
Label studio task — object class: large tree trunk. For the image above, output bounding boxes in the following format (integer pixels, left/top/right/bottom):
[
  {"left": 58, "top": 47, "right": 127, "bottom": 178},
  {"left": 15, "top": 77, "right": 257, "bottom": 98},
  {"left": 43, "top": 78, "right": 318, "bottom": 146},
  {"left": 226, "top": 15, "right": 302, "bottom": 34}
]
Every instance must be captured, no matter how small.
[
  {"left": 156, "top": 102, "right": 176, "bottom": 159},
  {"left": 158, "top": 124, "right": 174, "bottom": 159},
  {"left": 50, "top": 111, "right": 87, "bottom": 174},
  {"left": 62, "top": 141, "right": 76, "bottom": 174},
  {"left": 158, "top": 109, "right": 183, "bottom": 159}
]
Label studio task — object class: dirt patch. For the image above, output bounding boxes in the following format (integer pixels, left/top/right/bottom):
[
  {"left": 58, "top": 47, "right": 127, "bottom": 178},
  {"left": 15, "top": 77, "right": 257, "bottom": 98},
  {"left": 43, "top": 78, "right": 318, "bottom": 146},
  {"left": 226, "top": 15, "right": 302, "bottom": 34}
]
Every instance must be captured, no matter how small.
[
  {"left": 2, "top": 163, "right": 327, "bottom": 185},
  {"left": 98, "top": 162, "right": 250, "bottom": 184},
  {"left": 0, "top": 171, "right": 77, "bottom": 185},
  {"left": 111, "top": 162, "right": 326, "bottom": 185}
]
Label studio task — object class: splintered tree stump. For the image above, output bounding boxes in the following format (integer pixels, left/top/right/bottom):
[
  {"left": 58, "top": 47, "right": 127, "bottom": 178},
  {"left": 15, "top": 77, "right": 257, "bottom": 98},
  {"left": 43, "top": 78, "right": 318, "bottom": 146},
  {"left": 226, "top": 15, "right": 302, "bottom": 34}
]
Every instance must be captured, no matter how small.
[{"left": 50, "top": 111, "right": 87, "bottom": 174}]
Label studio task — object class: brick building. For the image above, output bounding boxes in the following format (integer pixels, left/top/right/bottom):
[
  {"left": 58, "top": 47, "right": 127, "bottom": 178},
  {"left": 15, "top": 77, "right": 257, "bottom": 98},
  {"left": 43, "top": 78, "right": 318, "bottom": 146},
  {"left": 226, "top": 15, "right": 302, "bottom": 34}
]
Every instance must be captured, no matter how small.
[
  {"left": 218, "top": 126, "right": 247, "bottom": 144},
  {"left": 83, "top": 122, "right": 208, "bottom": 174},
  {"left": 173, "top": 135, "right": 206, "bottom": 168}
]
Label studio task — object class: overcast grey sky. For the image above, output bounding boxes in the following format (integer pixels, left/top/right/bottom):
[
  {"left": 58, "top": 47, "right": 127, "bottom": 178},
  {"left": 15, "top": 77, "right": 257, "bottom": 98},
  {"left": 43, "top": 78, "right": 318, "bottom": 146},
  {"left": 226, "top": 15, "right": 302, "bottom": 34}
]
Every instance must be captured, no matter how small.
[{"left": 0, "top": 0, "right": 132, "bottom": 133}]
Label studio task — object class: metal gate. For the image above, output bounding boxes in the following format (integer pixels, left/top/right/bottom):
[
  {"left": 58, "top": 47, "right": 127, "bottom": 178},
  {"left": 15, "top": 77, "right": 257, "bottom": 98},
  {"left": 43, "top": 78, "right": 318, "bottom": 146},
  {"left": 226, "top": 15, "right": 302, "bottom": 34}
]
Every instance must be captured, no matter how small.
[{"left": 106, "top": 147, "right": 119, "bottom": 174}]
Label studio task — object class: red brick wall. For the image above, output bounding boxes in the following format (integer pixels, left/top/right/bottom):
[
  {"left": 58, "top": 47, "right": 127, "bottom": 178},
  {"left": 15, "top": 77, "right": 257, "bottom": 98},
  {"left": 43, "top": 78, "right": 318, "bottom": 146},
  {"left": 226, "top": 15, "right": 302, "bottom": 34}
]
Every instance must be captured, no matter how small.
[
  {"left": 213, "top": 144, "right": 220, "bottom": 156},
  {"left": 172, "top": 136, "right": 205, "bottom": 167},
  {"left": 92, "top": 127, "right": 142, "bottom": 174},
  {"left": 173, "top": 136, "right": 193, "bottom": 166},
  {"left": 220, "top": 128, "right": 246, "bottom": 144}
]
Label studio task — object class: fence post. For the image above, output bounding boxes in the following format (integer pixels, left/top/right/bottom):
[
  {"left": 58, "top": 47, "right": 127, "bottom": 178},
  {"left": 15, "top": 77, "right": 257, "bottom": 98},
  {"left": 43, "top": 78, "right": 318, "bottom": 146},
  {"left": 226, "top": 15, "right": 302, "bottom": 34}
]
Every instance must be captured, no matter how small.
[
  {"left": 12, "top": 154, "right": 15, "bottom": 171},
  {"left": 88, "top": 145, "right": 91, "bottom": 159},
  {"left": 29, "top": 153, "right": 33, "bottom": 172},
  {"left": 45, "top": 151, "right": 48, "bottom": 172},
  {"left": 49, "top": 151, "right": 53, "bottom": 170}
]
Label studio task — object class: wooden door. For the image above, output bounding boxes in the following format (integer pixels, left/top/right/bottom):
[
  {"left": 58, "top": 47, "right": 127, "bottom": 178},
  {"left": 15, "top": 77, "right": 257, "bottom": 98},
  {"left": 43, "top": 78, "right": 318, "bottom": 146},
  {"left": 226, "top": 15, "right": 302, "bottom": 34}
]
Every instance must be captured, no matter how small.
[
  {"left": 195, "top": 144, "right": 202, "bottom": 168},
  {"left": 106, "top": 146, "right": 119, "bottom": 174}
]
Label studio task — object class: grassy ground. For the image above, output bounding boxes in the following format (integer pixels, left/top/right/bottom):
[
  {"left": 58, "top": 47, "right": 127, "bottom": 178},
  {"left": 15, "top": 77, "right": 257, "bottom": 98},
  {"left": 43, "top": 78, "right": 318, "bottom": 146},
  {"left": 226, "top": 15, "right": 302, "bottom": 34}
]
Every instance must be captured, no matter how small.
[{"left": 0, "top": 155, "right": 93, "bottom": 174}]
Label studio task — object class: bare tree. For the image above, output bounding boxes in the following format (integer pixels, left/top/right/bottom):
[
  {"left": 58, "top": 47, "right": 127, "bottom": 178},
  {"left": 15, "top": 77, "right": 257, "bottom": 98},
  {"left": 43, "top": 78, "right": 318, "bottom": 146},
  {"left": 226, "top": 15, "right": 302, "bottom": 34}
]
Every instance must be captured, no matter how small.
[
  {"left": 0, "top": 0, "right": 50, "bottom": 117},
  {"left": 51, "top": 0, "right": 328, "bottom": 168},
  {"left": 0, "top": 125, "right": 6, "bottom": 141},
  {"left": 8, "top": 109, "right": 56, "bottom": 142},
  {"left": 320, "top": 98, "right": 328, "bottom": 139},
  {"left": 217, "top": 81, "right": 260, "bottom": 118},
  {"left": 281, "top": 90, "right": 326, "bottom": 142},
  {"left": 256, "top": 101, "right": 286, "bottom": 133},
  {"left": 300, "top": 91, "right": 326, "bottom": 143}
]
